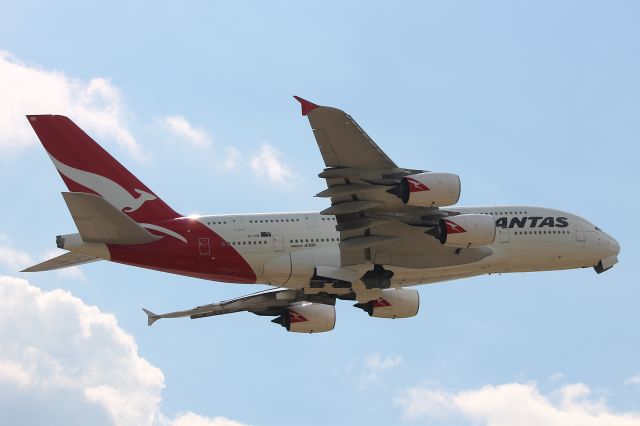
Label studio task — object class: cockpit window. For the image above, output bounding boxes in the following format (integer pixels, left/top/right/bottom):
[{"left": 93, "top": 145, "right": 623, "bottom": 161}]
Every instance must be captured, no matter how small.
[{"left": 595, "top": 226, "right": 601, "bottom": 231}]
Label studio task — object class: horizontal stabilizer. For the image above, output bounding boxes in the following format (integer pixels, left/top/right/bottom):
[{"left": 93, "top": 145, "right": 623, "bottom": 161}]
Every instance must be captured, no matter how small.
[
  {"left": 62, "top": 192, "right": 161, "bottom": 245},
  {"left": 142, "top": 308, "right": 160, "bottom": 326},
  {"left": 22, "top": 251, "right": 99, "bottom": 272}
]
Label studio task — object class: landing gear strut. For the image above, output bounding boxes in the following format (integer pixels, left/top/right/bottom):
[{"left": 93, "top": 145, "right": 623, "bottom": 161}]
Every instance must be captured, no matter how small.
[{"left": 360, "top": 264, "right": 394, "bottom": 289}]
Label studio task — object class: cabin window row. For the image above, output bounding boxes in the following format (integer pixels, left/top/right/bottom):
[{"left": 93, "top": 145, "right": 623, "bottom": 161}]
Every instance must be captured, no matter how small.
[
  {"left": 249, "top": 219, "right": 301, "bottom": 223},
  {"left": 514, "top": 230, "right": 569, "bottom": 235},
  {"left": 487, "top": 211, "right": 528, "bottom": 215},
  {"left": 290, "top": 238, "right": 339, "bottom": 243},
  {"left": 208, "top": 217, "right": 338, "bottom": 225},
  {"left": 230, "top": 240, "right": 268, "bottom": 245}
]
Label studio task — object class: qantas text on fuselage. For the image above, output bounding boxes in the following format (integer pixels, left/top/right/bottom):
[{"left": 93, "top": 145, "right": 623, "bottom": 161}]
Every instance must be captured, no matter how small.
[
  {"left": 495, "top": 216, "right": 568, "bottom": 228},
  {"left": 22, "top": 97, "right": 620, "bottom": 333}
]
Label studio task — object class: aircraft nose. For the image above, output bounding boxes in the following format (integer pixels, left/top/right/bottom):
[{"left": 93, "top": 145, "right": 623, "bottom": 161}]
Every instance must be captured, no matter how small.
[
  {"left": 609, "top": 236, "right": 620, "bottom": 256},
  {"left": 601, "top": 231, "right": 620, "bottom": 257}
]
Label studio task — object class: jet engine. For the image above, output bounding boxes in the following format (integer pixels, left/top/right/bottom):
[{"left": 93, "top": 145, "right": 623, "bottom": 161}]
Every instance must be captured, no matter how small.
[
  {"left": 271, "top": 303, "right": 336, "bottom": 333},
  {"left": 428, "top": 214, "right": 496, "bottom": 248},
  {"left": 389, "top": 172, "right": 461, "bottom": 207},
  {"left": 354, "top": 288, "right": 419, "bottom": 319}
]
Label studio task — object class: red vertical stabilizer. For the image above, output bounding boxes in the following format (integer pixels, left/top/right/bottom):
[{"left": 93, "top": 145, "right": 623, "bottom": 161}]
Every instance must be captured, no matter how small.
[{"left": 27, "top": 115, "right": 180, "bottom": 223}]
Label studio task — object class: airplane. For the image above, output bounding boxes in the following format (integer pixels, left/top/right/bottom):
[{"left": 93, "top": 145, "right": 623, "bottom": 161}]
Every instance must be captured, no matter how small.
[{"left": 23, "top": 96, "right": 620, "bottom": 333}]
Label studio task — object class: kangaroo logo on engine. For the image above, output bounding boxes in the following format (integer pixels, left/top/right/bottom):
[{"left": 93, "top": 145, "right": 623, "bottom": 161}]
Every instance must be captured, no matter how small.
[{"left": 406, "top": 177, "right": 430, "bottom": 192}]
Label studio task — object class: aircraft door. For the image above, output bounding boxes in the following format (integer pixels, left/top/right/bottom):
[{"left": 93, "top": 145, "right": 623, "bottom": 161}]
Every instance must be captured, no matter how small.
[
  {"left": 498, "top": 227, "right": 510, "bottom": 243},
  {"left": 304, "top": 214, "right": 317, "bottom": 227},
  {"left": 198, "top": 237, "right": 212, "bottom": 258},
  {"left": 232, "top": 216, "right": 245, "bottom": 231},
  {"left": 273, "top": 234, "right": 284, "bottom": 252},
  {"left": 576, "top": 227, "right": 585, "bottom": 242}
]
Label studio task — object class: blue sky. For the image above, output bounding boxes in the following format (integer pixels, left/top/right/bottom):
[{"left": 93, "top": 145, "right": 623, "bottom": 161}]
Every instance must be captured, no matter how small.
[{"left": 0, "top": 1, "right": 639, "bottom": 425}]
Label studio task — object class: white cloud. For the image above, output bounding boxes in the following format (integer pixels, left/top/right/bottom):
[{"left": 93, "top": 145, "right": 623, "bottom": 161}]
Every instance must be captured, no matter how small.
[
  {"left": 365, "top": 353, "right": 403, "bottom": 371},
  {"left": 158, "top": 115, "right": 212, "bottom": 148},
  {"left": 156, "top": 115, "right": 238, "bottom": 170},
  {"left": 156, "top": 115, "right": 295, "bottom": 181},
  {"left": 0, "top": 239, "right": 87, "bottom": 281},
  {"left": 624, "top": 374, "right": 640, "bottom": 385},
  {"left": 0, "top": 275, "right": 162, "bottom": 425},
  {"left": 222, "top": 146, "right": 241, "bottom": 170},
  {"left": 0, "top": 275, "right": 248, "bottom": 426},
  {"left": 395, "top": 382, "right": 640, "bottom": 426},
  {"left": 0, "top": 235, "right": 33, "bottom": 271},
  {"left": 250, "top": 143, "right": 294, "bottom": 184},
  {"left": 55, "top": 264, "right": 87, "bottom": 281},
  {"left": 360, "top": 353, "right": 402, "bottom": 384},
  {"left": 160, "top": 412, "right": 250, "bottom": 426},
  {"left": 1, "top": 50, "right": 296, "bottom": 185},
  {"left": 549, "top": 372, "right": 564, "bottom": 382},
  {"left": 0, "top": 51, "right": 142, "bottom": 159}
]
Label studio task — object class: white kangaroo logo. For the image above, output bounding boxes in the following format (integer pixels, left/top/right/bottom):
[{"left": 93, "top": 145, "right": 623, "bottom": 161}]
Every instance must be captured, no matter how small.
[
  {"left": 407, "top": 178, "right": 429, "bottom": 192},
  {"left": 50, "top": 154, "right": 157, "bottom": 213}
]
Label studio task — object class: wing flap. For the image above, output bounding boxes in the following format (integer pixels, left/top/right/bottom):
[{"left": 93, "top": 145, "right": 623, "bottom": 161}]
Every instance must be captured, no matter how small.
[
  {"left": 62, "top": 192, "right": 161, "bottom": 244},
  {"left": 22, "top": 251, "right": 99, "bottom": 272}
]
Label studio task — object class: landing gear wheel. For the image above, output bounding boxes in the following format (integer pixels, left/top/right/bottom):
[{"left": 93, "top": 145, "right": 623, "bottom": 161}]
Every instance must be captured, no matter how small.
[{"left": 360, "top": 264, "right": 394, "bottom": 289}]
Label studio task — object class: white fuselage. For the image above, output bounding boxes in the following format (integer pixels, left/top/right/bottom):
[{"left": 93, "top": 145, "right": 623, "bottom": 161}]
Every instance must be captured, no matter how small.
[{"left": 195, "top": 206, "right": 619, "bottom": 291}]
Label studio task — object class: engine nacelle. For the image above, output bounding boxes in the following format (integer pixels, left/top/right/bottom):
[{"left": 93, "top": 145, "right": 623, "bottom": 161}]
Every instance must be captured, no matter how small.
[
  {"left": 271, "top": 303, "right": 336, "bottom": 333},
  {"left": 390, "top": 172, "right": 461, "bottom": 207},
  {"left": 430, "top": 214, "right": 496, "bottom": 248},
  {"left": 354, "top": 288, "right": 419, "bottom": 319}
]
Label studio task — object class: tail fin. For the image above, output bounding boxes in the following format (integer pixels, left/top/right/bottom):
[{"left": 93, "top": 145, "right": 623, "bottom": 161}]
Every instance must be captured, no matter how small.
[{"left": 27, "top": 115, "right": 180, "bottom": 223}]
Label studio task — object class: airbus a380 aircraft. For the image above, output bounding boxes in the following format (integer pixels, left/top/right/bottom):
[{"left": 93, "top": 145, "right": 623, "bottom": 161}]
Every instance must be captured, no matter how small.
[{"left": 24, "top": 97, "right": 620, "bottom": 333}]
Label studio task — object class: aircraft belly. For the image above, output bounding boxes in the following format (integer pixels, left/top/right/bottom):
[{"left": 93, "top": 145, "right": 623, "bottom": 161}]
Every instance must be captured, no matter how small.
[
  {"left": 260, "top": 247, "right": 341, "bottom": 287},
  {"left": 387, "top": 258, "right": 494, "bottom": 287}
]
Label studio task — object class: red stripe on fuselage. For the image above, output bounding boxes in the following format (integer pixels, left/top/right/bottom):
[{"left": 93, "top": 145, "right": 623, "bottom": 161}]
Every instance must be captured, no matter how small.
[{"left": 107, "top": 218, "right": 257, "bottom": 283}]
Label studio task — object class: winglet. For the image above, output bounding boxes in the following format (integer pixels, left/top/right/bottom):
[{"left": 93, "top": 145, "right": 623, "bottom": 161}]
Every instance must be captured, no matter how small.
[
  {"left": 293, "top": 96, "right": 320, "bottom": 116},
  {"left": 142, "top": 308, "right": 160, "bottom": 326}
]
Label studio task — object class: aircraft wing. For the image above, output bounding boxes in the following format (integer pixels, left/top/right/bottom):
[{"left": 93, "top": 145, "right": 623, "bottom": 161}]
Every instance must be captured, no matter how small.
[
  {"left": 143, "top": 288, "right": 334, "bottom": 326},
  {"left": 295, "top": 97, "right": 471, "bottom": 267},
  {"left": 294, "top": 96, "right": 398, "bottom": 169}
]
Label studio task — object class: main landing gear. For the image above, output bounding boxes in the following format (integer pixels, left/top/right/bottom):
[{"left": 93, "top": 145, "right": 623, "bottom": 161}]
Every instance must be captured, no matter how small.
[{"left": 360, "top": 264, "right": 394, "bottom": 289}]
